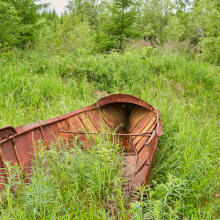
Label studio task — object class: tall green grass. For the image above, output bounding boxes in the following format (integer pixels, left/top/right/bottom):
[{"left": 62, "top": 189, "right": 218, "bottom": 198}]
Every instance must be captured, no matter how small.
[
  {"left": 0, "top": 136, "right": 127, "bottom": 219},
  {"left": 0, "top": 42, "right": 220, "bottom": 218},
  {"left": 0, "top": 50, "right": 96, "bottom": 127}
]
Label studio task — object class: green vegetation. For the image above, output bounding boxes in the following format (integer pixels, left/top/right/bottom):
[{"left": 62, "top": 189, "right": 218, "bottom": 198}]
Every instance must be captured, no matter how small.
[
  {"left": 1, "top": 43, "right": 220, "bottom": 218},
  {"left": 2, "top": 0, "right": 220, "bottom": 63},
  {"left": 1, "top": 0, "right": 220, "bottom": 218},
  {"left": 0, "top": 137, "right": 127, "bottom": 219}
]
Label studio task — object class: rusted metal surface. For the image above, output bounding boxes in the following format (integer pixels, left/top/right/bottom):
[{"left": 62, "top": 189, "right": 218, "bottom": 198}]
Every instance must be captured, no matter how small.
[
  {"left": 0, "top": 126, "right": 17, "bottom": 141},
  {"left": 0, "top": 94, "right": 163, "bottom": 200}
]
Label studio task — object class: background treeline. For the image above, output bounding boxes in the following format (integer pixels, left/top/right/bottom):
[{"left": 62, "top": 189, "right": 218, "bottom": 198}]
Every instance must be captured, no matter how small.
[{"left": 1, "top": 0, "right": 220, "bottom": 64}]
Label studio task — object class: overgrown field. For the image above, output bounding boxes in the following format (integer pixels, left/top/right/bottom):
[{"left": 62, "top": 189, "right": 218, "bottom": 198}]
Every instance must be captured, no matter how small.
[{"left": 0, "top": 44, "right": 220, "bottom": 219}]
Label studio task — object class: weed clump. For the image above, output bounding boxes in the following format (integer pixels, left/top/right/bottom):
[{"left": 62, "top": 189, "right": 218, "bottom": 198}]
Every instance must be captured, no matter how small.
[{"left": 0, "top": 136, "right": 128, "bottom": 219}]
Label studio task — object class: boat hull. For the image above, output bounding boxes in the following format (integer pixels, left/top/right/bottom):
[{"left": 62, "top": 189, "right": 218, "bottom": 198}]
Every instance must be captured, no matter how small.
[{"left": 0, "top": 94, "right": 163, "bottom": 199}]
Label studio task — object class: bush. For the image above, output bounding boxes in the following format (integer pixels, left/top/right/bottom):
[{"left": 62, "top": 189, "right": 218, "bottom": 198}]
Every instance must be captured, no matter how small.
[{"left": 197, "top": 37, "right": 220, "bottom": 65}]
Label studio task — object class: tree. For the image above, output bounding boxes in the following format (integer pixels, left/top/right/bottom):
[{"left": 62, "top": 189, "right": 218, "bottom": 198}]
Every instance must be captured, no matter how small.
[
  {"left": 11, "top": 0, "right": 48, "bottom": 44},
  {"left": 163, "top": 16, "right": 185, "bottom": 41},
  {"left": 190, "top": 0, "right": 220, "bottom": 64},
  {"left": 104, "top": 0, "right": 139, "bottom": 49},
  {"left": 0, "top": 0, "right": 48, "bottom": 47},
  {"left": 175, "top": 0, "right": 193, "bottom": 12},
  {"left": 141, "top": 0, "right": 174, "bottom": 41},
  {"left": 41, "top": 8, "right": 59, "bottom": 22},
  {"left": 66, "top": 0, "right": 101, "bottom": 26},
  {"left": 0, "top": 0, "right": 21, "bottom": 47}
]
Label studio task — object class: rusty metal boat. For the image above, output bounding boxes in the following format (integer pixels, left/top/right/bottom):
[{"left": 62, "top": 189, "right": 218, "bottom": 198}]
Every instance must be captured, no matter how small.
[{"left": 0, "top": 94, "right": 162, "bottom": 199}]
